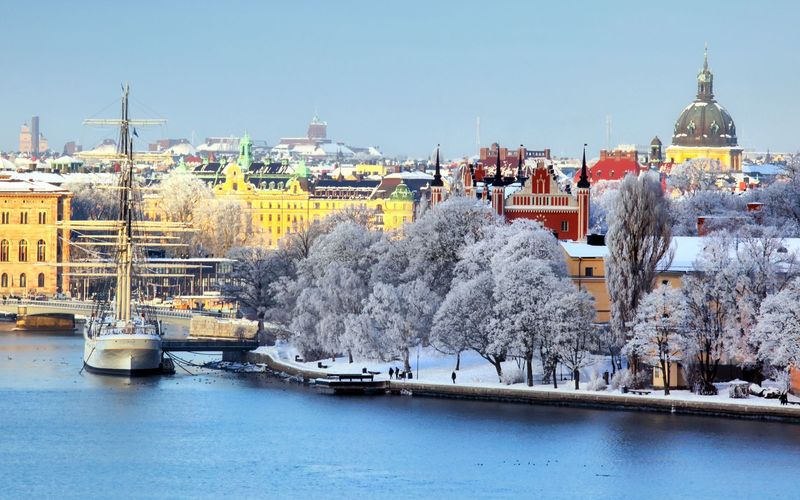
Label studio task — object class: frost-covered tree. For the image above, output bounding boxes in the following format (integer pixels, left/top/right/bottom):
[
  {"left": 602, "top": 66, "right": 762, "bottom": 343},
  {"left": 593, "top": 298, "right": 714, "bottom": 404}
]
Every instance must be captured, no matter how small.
[
  {"left": 669, "top": 190, "right": 745, "bottom": 236},
  {"left": 63, "top": 179, "right": 119, "bottom": 221},
  {"left": 402, "top": 196, "right": 498, "bottom": 297},
  {"left": 626, "top": 287, "right": 687, "bottom": 395},
  {"left": 605, "top": 171, "right": 673, "bottom": 374},
  {"left": 752, "top": 279, "right": 800, "bottom": 371},
  {"left": 284, "top": 223, "right": 380, "bottom": 361},
  {"left": 667, "top": 159, "right": 724, "bottom": 196},
  {"left": 749, "top": 155, "right": 800, "bottom": 235},
  {"left": 555, "top": 288, "right": 597, "bottom": 390},
  {"left": 493, "top": 258, "right": 568, "bottom": 387},
  {"left": 358, "top": 279, "right": 438, "bottom": 372},
  {"left": 192, "top": 199, "right": 251, "bottom": 257},
  {"left": 680, "top": 238, "right": 739, "bottom": 394},
  {"left": 431, "top": 273, "right": 507, "bottom": 378},
  {"left": 156, "top": 171, "right": 212, "bottom": 223},
  {"left": 224, "top": 246, "right": 292, "bottom": 343}
]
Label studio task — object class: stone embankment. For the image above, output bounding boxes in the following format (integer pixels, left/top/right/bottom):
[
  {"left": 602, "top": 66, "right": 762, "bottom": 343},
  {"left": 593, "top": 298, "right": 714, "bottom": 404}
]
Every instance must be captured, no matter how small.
[{"left": 247, "top": 350, "right": 800, "bottom": 423}]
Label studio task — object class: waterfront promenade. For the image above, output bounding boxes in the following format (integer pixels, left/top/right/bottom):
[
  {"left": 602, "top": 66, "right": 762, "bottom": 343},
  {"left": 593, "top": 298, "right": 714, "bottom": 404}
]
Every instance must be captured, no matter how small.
[{"left": 249, "top": 348, "right": 800, "bottom": 423}]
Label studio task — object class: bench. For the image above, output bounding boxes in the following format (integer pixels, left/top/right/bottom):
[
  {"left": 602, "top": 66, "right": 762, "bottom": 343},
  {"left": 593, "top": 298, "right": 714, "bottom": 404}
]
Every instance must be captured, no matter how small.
[
  {"left": 328, "top": 373, "right": 374, "bottom": 382},
  {"left": 628, "top": 390, "right": 652, "bottom": 396}
]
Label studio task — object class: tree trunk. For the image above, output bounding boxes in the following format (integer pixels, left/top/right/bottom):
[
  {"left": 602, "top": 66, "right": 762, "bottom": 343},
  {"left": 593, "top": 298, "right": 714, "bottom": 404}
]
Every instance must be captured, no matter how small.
[
  {"left": 664, "top": 359, "right": 671, "bottom": 396},
  {"left": 455, "top": 351, "right": 461, "bottom": 371},
  {"left": 526, "top": 351, "right": 534, "bottom": 387},
  {"left": 574, "top": 369, "right": 580, "bottom": 390},
  {"left": 403, "top": 348, "right": 411, "bottom": 373},
  {"left": 552, "top": 363, "right": 558, "bottom": 389},
  {"left": 492, "top": 358, "right": 503, "bottom": 382},
  {"left": 347, "top": 349, "right": 353, "bottom": 364}
]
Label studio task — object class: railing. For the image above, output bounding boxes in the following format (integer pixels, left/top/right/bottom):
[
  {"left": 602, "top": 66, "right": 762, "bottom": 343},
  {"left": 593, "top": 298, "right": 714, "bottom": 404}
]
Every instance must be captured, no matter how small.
[{"left": 3, "top": 298, "right": 195, "bottom": 319}]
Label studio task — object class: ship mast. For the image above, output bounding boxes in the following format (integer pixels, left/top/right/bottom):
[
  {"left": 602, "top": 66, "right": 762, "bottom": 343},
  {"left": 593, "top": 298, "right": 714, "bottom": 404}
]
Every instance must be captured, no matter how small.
[
  {"left": 81, "top": 84, "right": 167, "bottom": 323},
  {"left": 115, "top": 84, "right": 134, "bottom": 322}
]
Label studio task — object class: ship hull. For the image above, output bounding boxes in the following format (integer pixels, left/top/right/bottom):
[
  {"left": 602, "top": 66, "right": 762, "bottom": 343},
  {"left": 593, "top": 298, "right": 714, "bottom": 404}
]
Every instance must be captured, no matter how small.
[{"left": 83, "top": 334, "right": 163, "bottom": 376}]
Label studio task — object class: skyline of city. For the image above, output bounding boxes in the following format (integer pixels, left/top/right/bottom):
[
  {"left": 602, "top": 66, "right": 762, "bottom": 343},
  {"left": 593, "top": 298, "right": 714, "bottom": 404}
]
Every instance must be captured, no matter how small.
[{"left": 2, "top": 0, "right": 799, "bottom": 157}]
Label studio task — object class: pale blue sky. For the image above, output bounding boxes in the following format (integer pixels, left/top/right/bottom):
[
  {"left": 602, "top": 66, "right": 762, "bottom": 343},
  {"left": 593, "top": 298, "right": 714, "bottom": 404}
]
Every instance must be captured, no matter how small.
[{"left": 1, "top": 0, "right": 797, "bottom": 158}]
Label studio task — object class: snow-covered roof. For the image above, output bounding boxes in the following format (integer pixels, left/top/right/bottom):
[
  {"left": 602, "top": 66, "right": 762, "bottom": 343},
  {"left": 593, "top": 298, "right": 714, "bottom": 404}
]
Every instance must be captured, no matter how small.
[
  {"left": 0, "top": 179, "right": 70, "bottom": 194},
  {"left": 385, "top": 171, "right": 434, "bottom": 180},
  {"left": 167, "top": 143, "right": 197, "bottom": 156},
  {"left": 561, "top": 236, "right": 800, "bottom": 273}
]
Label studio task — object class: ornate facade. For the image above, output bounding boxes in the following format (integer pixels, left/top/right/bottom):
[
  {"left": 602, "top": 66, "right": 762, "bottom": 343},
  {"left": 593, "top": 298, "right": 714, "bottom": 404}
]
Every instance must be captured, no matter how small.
[
  {"left": 665, "top": 47, "right": 743, "bottom": 171},
  {"left": 0, "top": 177, "right": 72, "bottom": 296}
]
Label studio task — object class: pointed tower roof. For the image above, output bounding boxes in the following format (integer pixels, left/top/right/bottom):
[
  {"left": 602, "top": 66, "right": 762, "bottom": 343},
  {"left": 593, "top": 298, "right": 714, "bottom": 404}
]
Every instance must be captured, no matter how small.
[
  {"left": 431, "top": 144, "right": 443, "bottom": 187},
  {"left": 577, "top": 144, "right": 591, "bottom": 189},
  {"left": 516, "top": 144, "right": 526, "bottom": 183},
  {"left": 493, "top": 143, "right": 503, "bottom": 186}
]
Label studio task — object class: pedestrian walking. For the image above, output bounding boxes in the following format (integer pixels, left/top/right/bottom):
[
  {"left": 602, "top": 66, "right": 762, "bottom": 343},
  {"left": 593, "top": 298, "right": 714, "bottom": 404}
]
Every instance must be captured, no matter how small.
[
  {"left": 388, "top": 367, "right": 394, "bottom": 380},
  {"left": 451, "top": 371, "right": 456, "bottom": 384}
]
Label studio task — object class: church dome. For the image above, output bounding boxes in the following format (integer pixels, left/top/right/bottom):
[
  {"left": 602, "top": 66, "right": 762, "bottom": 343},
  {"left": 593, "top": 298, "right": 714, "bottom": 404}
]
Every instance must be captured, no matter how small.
[{"left": 671, "top": 48, "right": 738, "bottom": 148}]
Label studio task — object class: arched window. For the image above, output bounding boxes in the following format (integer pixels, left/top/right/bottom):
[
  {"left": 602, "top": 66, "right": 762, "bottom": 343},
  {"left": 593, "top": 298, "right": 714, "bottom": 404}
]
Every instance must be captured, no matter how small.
[
  {"left": 37, "top": 240, "right": 46, "bottom": 262},
  {"left": 0, "top": 273, "right": 7, "bottom": 287},
  {"left": 19, "top": 240, "right": 28, "bottom": 262},
  {"left": 37, "top": 273, "right": 45, "bottom": 288},
  {"left": 19, "top": 273, "right": 26, "bottom": 288},
  {"left": 0, "top": 240, "right": 7, "bottom": 262}
]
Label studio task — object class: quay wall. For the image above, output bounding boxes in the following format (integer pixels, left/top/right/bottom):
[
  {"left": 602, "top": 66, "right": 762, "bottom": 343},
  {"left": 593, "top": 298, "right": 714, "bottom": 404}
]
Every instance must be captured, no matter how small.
[{"left": 247, "top": 350, "right": 800, "bottom": 423}]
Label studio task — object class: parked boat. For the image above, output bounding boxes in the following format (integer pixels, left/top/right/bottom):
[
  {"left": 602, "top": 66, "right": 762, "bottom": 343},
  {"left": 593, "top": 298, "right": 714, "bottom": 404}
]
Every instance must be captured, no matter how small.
[{"left": 82, "top": 84, "right": 168, "bottom": 376}]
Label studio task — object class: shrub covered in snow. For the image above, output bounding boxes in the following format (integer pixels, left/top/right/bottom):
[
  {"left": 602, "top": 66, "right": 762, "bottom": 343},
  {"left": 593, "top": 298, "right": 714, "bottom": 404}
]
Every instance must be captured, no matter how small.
[
  {"left": 586, "top": 373, "right": 607, "bottom": 391},
  {"left": 501, "top": 367, "right": 525, "bottom": 385},
  {"left": 609, "top": 370, "right": 648, "bottom": 391},
  {"left": 728, "top": 382, "right": 750, "bottom": 399}
]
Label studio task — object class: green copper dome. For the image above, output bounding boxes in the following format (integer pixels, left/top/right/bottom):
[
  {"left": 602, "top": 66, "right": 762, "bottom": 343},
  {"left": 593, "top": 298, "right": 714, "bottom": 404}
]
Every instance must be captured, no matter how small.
[
  {"left": 389, "top": 181, "right": 414, "bottom": 201},
  {"left": 672, "top": 47, "right": 738, "bottom": 148}
]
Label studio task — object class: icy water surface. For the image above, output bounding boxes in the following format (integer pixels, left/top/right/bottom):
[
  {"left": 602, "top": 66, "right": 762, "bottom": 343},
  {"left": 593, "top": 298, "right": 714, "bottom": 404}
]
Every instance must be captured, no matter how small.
[{"left": 1, "top": 324, "right": 799, "bottom": 499}]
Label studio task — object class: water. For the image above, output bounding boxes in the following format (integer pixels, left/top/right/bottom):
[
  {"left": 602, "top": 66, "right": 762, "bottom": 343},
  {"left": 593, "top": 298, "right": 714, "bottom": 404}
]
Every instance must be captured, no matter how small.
[{"left": 1, "top": 325, "right": 799, "bottom": 499}]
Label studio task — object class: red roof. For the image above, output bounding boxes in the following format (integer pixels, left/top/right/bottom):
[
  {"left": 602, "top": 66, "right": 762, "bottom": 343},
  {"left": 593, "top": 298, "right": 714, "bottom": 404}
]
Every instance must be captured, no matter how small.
[{"left": 574, "top": 153, "right": 643, "bottom": 183}]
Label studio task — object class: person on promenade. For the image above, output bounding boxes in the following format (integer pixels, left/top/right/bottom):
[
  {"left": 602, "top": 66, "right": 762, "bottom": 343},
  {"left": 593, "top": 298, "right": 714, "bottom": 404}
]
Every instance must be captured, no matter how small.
[
  {"left": 451, "top": 371, "right": 456, "bottom": 384},
  {"left": 389, "top": 367, "right": 394, "bottom": 380}
]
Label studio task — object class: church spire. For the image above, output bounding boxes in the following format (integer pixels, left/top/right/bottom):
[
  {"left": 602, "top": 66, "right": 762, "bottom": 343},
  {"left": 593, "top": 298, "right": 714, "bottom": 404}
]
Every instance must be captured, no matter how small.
[
  {"left": 577, "top": 144, "right": 590, "bottom": 189},
  {"left": 493, "top": 143, "right": 503, "bottom": 186},
  {"left": 431, "top": 144, "right": 443, "bottom": 187},
  {"left": 697, "top": 43, "right": 714, "bottom": 101},
  {"left": 516, "top": 144, "right": 525, "bottom": 184}
]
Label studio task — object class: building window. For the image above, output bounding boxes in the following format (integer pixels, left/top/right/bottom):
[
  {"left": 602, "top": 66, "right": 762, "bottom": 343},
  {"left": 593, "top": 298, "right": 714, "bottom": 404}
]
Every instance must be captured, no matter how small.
[
  {"left": 37, "top": 273, "right": 45, "bottom": 288},
  {"left": 19, "top": 273, "right": 26, "bottom": 288},
  {"left": 0, "top": 212, "right": 8, "bottom": 224},
  {"left": 19, "top": 240, "right": 28, "bottom": 262},
  {"left": 0, "top": 240, "right": 7, "bottom": 261},
  {"left": 37, "top": 240, "right": 46, "bottom": 262},
  {"left": 561, "top": 221, "right": 569, "bottom": 232},
  {"left": 38, "top": 212, "right": 46, "bottom": 224},
  {"left": 0, "top": 273, "right": 7, "bottom": 287},
  {"left": 20, "top": 212, "right": 28, "bottom": 224},
  {"left": 585, "top": 267, "right": 594, "bottom": 277},
  {"left": 662, "top": 279, "right": 669, "bottom": 286}
]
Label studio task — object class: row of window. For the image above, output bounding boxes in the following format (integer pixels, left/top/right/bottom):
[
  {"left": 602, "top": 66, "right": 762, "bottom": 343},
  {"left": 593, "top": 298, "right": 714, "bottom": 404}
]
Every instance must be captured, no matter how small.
[
  {"left": 0, "top": 211, "right": 47, "bottom": 224},
  {"left": 0, "top": 272, "right": 45, "bottom": 288},
  {"left": 0, "top": 240, "right": 47, "bottom": 262}
]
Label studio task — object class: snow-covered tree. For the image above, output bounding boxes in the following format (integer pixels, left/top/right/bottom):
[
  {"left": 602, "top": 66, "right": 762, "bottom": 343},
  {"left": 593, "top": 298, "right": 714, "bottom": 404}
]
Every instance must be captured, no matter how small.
[
  {"left": 431, "top": 273, "right": 507, "bottom": 379},
  {"left": 555, "top": 288, "right": 597, "bottom": 390},
  {"left": 402, "top": 196, "right": 498, "bottom": 297},
  {"left": 193, "top": 199, "right": 251, "bottom": 257},
  {"left": 284, "top": 223, "right": 380, "bottom": 361},
  {"left": 680, "top": 238, "right": 739, "bottom": 394},
  {"left": 626, "top": 286, "right": 687, "bottom": 395},
  {"left": 605, "top": 171, "right": 673, "bottom": 374},
  {"left": 224, "top": 246, "right": 292, "bottom": 343},
  {"left": 63, "top": 179, "right": 119, "bottom": 221},
  {"left": 667, "top": 159, "right": 725, "bottom": 196},
  {"left": 752, "top": 279, "right": 800, "bottom": 370},
  {"left": 157, "top": 171, "right": 212, "bottom": 223},
  {"left": 358, "top": 279, "right": 438, "bottom": 372}
]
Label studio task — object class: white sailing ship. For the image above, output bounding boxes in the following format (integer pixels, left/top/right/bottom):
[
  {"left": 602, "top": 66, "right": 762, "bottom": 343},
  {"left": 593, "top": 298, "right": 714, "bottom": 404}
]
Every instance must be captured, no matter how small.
[{"left": 82, "top": 84, "right": 166, "bottom": 376}]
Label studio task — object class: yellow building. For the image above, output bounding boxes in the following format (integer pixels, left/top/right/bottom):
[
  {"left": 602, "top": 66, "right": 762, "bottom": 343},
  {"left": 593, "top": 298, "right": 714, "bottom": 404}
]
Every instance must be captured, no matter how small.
[
  {"left": 0, "top": 177, "right": 72, "bottom": 296},
  {"left": 665, "top": 48, "right": 742, "bottom": 171},
  {"left": 211, "top": 162, "right": 416, "bottom": 248},
  {"left": 355, "top": 163, "right": 388, "bottom": 177}
]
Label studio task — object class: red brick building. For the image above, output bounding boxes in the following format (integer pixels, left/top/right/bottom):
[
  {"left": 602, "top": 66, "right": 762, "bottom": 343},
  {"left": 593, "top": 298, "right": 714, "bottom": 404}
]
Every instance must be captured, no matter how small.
[
  {"left": 572, "top": 148, "right": 645, "bottom": 184},
  {"left": 433, "top": 145, "right": 590, "bottom": 241}
]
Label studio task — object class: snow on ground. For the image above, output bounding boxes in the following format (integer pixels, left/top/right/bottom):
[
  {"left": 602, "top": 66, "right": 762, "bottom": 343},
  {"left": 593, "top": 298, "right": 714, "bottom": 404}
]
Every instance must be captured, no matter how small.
[{"left": 256, "top": 342, "right": 800, "bottom": 409}]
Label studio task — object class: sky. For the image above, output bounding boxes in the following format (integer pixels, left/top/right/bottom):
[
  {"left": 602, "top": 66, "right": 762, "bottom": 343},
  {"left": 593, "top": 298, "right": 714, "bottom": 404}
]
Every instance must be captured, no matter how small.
[{"left": 1, "top": 0, "right": 798, "bottom": 159}]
